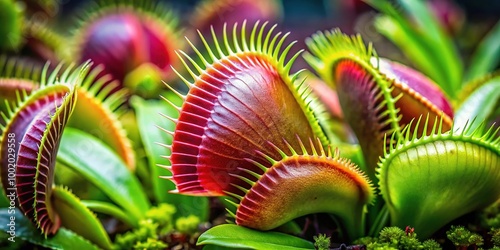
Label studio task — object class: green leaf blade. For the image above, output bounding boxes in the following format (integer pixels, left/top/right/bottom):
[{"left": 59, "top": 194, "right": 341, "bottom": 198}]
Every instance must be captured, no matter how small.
[
  {"left": 398, "top": 0, "right": 463, "bottom": 88},
  {"left": 131, "top": 94, "right": 209, "bottom": 220},
  {"left": 0, "top": 208, "right": 100, "bottom": 250},
  {"left": 367, "top": 0, "right": 463, "bottom": 98},
  {"left": 465, "top": 20, "right": 500, "bottom": 82},
  {"left": 197, "top": 224, "right": 315, "bottom": 250},
  {"left": 130, "top": 95, "right": 177, "bottom": 201},
  {"left": 454, "top": 77, "right": 500, "bottom": 133},
  {"left": 51, "top": 186, "right": 113, "bottom": 250},
  {"left": 57, "top": 128, "right": 150, "bottom": 222},
  {"left": 374, "top": 15, "right": 448, "bottom": 89},
  {"left": 81, "top": 200, "right": 136, "bottom": 227}
]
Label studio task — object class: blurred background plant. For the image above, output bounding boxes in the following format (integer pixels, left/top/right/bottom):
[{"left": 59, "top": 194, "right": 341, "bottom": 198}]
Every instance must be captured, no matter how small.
[{"left": 0, "top": 0, "right": 499, "bottom": 249}]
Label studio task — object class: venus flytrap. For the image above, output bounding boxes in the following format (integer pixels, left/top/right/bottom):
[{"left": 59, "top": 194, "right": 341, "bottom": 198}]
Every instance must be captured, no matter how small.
[
  {"left": 65, "top": 64, "right": 136, "bottom": 170},
  {"left": 189, "top": 0, "right": 282, "bottom": 40},
  {"left": 0, "top": 62, "right": 114, "bottom": 249},
  {"left": 0, "top": 63, "right": 82, "bottom": 236},
  {"left": 237, "top": 138, "right": 373, "bottom": 240},
  {"left": 365, "top": 0, "right": 500, "bottom": 133},
  {"left": 0, "top": 61, "right": 152, "bottom": 248},
  {"left": 166, "top": 21, "right": 500, "bottom": 248},
  {"left": 161, "top": 21, "right": 375, "bottom": 242},
  {"left": 379, "top": 117, "right": 500, "bottom": 239},
  {"left": 0, "top": 57, "right": 136, "bottom": 170},
  {"left": 303, "top": 26, "right": 500, "bottom": 242},
  {"left": 0, "top": 56, "right": 40, "bottom": 118},
  {"left": 304, "top": 30, "right": 454, "bottom": 178},
  {"left": 23, "top": 20, "right": 69, "bottom": 64},
  {"left": 70, "top": 0, "right": 184, "bottom": 97},
  {"left": 0, "top": 0, "right": 499, "bottom": 248},
  {"left": 162, "top": 21, "right": 331, "bottom": 197}
]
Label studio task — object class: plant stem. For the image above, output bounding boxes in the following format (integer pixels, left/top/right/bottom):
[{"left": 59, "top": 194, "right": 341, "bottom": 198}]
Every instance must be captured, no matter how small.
[{"left": 368, "top": 204, "right": 389, "bottom": 237}]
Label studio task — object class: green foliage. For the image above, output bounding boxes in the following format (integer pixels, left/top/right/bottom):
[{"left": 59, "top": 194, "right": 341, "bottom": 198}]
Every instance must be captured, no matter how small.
[
  {"left": 490, "top": 228, "right": 500, "bottom": 247},
  {"left": 354, "top": 236, "right": 376, "bottom": 246},
  {"left": 421, "top": 240, "right": 442, "bottom": 250},
  {"left": 114, "top": 204, "right": 201, "bottom": 249},
  {"left": 465, "top": 20, "right": 500, "bottom": 81},
  {"left": 480, "top": 198, "right": 500, "bottom": 228},
  {"left": 130, "top": 95, "right": 177, "bottom": 201},
  {"left": 145, "top": 203, "right": 177, "bottom": 234},
  {"left": 124, "top": 64, "right": 163, "bottom": 98},
  {"left": 1, "top": 0, "right": 500, "bottom": 248},
  {"left": 197, "top": 224, "right": 315, "bottom": 249},
  {"left": 115, "top": 219, "right": 159, "bottom": 250},
  {"left": 365, "top": 0, "right": 462, "bottom": 98},
  {"left": 356, "top": 226, "right": 442, "bottom": 250},
  {"left": 366, "top": 0, "right": 500, "bottom": 106},
  {"left": 0, "top": 0, "right": 22, "bottom": 50},
  {"left": 58, "top": 128, "right": 151, "bottom": 222},
  {"left": 133, "top": 237, "right": 168, "bottom": 250},
  {"left": 51, "top": 186, "right": 113, "bottom": 249},
  {"left": 446, "top": 226, "right": 484, "bottom": 248},
  {"left": 313, "top": 234, "right": 331, "bottom": 250},
  {"left": 468, "top": 234, "right": 484, "bottom": 247},
  {"left": 130, "top": 95, "right": 210, "bottom": 220},
  {"left": 399, "top": 236, "right": 420, "bottom": 250},
  {"left": 175, "top": 215, "right": 201, "bottom": 235},
  {"left": 453, "top": 76, "right": 500, "bottom": 134},
  {"left": 0, "top": 208, "right": 100, "bottom": 250},
  {"left": 81, "top": 200, "right": 136, "bottom": 228},
  {"left": 378, "top": 227, "right": 405, "bottom": 245}
]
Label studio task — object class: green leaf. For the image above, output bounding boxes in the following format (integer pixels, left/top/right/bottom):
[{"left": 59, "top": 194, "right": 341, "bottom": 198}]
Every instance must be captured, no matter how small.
[
  {"left": 374, "top": 15, "right": 447, "bottom": 86},
  {"left": 0, "top": 0, "right": 23, "bottom": 50},
  {"left": 130, "top": 94, "right": 209, "bottom": 220},
  {"left": 202, "top": 245, "right": 235, "bottom": 250},
  {"left": 367, "top": 0, "right": 462, "bottom": 98},
  {"left": 378, "top": 119, "right": 500, "bottom": 239},
  {"left": 465, "top": 20, "right": 500, "bottom": 82},
  {"left": 130, "top": 95, "right": 177, "bottom": 200},
  {"left": 0, "top": 191, "right": 9, "bottom": 207},
  {"left": 81, "top": 200, "right": 136, "bottom": 227},
  {"left": 51, "top": 186, "right": 113, "bottom": 250},
  {"left": 398, "top": 0, "right": 462, "bottom": 86},
  {"left": 276, "top": 220, "right": 303, "bottom": 236},
  {"left": 454, "top": 77, "right": 500, "bottom": 134},
  {"left": 0, "top": 208, "right": 100, "bottom": 250},
  {"left": 197, "top": 224, "right": 315, "bottom": 250},
  {"left": 57, "top": 127, "right": 150, "bottom": 223}
]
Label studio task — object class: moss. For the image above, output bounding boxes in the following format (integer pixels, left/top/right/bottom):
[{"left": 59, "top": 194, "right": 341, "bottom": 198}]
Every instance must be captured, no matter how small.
[
  {"left": 446, "top": 225, "right": 483, "bottom": 248},
  {"left": 145, "top": 203, "right": 176, "bottom": 234},
  {"left": 133, "top": 237, "right": 168, "bottom": 250},
  {"left": 378, "top": 227, "right": 405, "bottom": 246},
  {"left": 481, "top": 200, "right": 500, "bottom": 228},
  {"left": 175, "top": 215, "right": 200, "bottom": 235},
  {"left": 421, "top": 239, "right": 442, "bottom": 250},
  {"left": 355, "top": 226, "right": 442, "bottom": 250},
  {"left": 313, "top": 234, "right": 331, "bottom": 250},
  {"left": 490, "top": 228, "right": 500, "bottom": 247},
  {"left": 354, "top": 236, "right": 377, "bottom": 246},
  {"left": 115, "top": 220, "right": 158, "bottom": 250}
]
